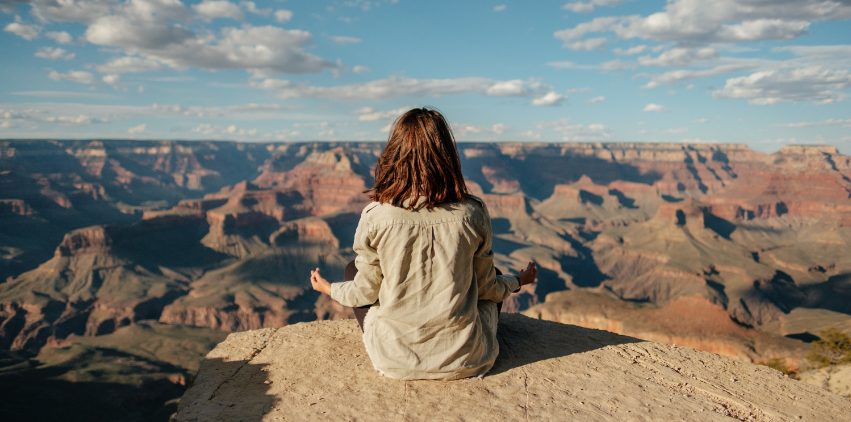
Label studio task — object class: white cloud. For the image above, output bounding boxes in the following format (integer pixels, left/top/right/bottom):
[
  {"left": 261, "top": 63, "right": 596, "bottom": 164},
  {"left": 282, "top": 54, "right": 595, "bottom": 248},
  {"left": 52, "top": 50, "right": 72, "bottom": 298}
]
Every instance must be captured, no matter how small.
[
  {"left": 4, "top": 20, "right": 40, "bottom": 40},
  {"left": 352, "top": 65, "right": 371, "bottom": 73},
  {"left": 274, "top": 9, "right": 293, "bottom": 23},
  {"left": 536, "top": 117, "right": 613, "bottom": 141},
  {"left": 452, "top": 123, "right": 510, "bottom": 139},
  {"left": 693, "top": 118, "right": 708, "bottom": 123},
  {"left": 138, "top": 85, "right": 145, "bottom": 93},
  {"left": 331, "top": 35, "right": 361, "bottom": 45},
  {"left": 613, "top": 45, "right": 646, "bottom": 55},
  {"left": 562, "top": 0, "right": 621, "bottom": 13},
  {"left": 45, "top": 31, "right": 73, "bottom": 44},
  {"left": 34, "top": 47, "right": 75, "bottom": 60},
  {"left": 712, "top": 66, "right": 851, "bottom": 105},
  {"left": 643, "top": 103, "right": 669, "bottom": 112},
  {"left": 564, "top": 37, "right": 607, "bottom": 51},
  {"left": 241, "top": 1, "right": 271, "bottom": 16},
  {"left": 85, "top": 15, "right": 336, "bottom": 74},
  {"left": 587, "top": 95, "right": 605, "bottom": 104},
  {"left": 531, "top": 91, "right": 566, "bottom": 106},
  {"left": 493, "top": 5, "right": 506, "bottom": 12},
  {"left": 554, "top": 0, "right": 851, "bottom": 45},
  {"left": 639, "top": 63, "right": 753, "bottom": 88},
  {"left": 192, "top": 0, "right": 244, "bottom": 22},
  {"left": 356, "top": 106, "right": 412, "bottom": 121},
  {"left": 250, "top": 75, "right": 554, "bottom": 100},
  {"left": 128, "top": 123, "right": 146, "bottom": 134},
  {"left": 102, "top": 73, "right": 120, "bottom": 88},
  {"left": 666, "top": 127, "right": 688, "bottom": 134},
  {"left": 192, "top": 123, "right": 257, "bottom": 136},
  {"left": 772, "top": 118, "right": 851, "bottom": 128},
  {"left": 57, "top": 0, "right": 332, "bottom": 75},
  {"left": 548, "top": 59, "right": 631, "bottom": 71},
  {"left": 520, "top": 130, "right": 541, "bottom": 140},
  {"left": 95, "top": 56, "right": 162, "bottom": 73},
  {"left": 638, "top": 47, "right": 718, "bottom": 67},
  {"left": 48, "top": 70, "right": 98, "bottom": 84}
]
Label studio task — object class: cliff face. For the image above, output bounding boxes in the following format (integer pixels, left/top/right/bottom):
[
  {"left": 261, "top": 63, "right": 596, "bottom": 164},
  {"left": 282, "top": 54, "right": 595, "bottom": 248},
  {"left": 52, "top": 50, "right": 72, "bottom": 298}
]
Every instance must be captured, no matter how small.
[
  {"left": 174, "top": 314, "right": 851, "bottom": 422},
  {"left": 3, "top": 140, "right": 851, "bottom": 368}
]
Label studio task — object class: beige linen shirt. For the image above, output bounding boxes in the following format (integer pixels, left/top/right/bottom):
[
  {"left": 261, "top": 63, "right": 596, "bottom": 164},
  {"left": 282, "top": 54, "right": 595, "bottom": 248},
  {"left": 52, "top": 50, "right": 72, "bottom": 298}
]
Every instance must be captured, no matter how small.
[{"left": 330, "top": 196, "right": 520, "bottom": 380}]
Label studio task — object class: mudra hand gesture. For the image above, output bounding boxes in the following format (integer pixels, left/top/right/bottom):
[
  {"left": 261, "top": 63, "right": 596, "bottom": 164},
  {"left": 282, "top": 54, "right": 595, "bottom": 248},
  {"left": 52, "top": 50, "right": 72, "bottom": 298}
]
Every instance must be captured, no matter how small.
[
  {"left": 518, "top": 261, "right": 538, "bottom": 286},
  {"left": 311, "top": 268, "right": 331, "bottom": 295}
]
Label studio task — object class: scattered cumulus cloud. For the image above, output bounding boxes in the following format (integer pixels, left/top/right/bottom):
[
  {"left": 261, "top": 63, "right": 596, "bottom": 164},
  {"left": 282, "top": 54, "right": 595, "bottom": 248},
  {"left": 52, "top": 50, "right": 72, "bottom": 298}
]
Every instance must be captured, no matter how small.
[
  {"left": 45, "top": 31, "right": 73, "bottom": 44},
  {"left": 613, "top": 45, "right": 647, "bottom": 55},
  {"left": 553, "top": 0, "right": 849, "bottom": 45},
  {"left": 562, "top": 0, "right": 622, "bottom": 14},
  {"left": 452, "top": 123, "right": 510, "bottom": 139},
  {"left": 102, "top": 73, "right": 120, "bottom": 88},
  {"left": 693, "top": 118, "right": 708, "bottom": 123},
  {"left": 352, "top": 65, "right": 371, "bottom": 73},
  {"left": 537, "top": 117, "right": 613, "bottom": 141},
  {"left": 192, "top": 0, "right": 244, "bottom": 22},
  {"left": 128, "top": 123, "right": 146, "bottom": 134},
  {"left": 493, "top": 5, "right": 506, "bottom": 12},
  {"left": 249, "top": 75, "right": 557, "bottom": 101},
  {"left": 520, "top": 130, "right": 541, "bottom": 140},
  {"left": 34, "top": 47, "right": 75, "bottom": 60},
  {"left": 563, "top": 37, "right": 607, "bottom": 51},
  {"left": 712, "top": 66, "right": 851, "bottom": 105},
  {"left": 95, "top": 56, "right": 162, "bottom": 73},
  {"left": 4, "top": 19, "right": 40, "bottom": 40},
  {"left": 49, "top": 70, "right": 98, "bottom": 84},
  {"left": 643, "top": 103, "right": 669, "bottom": 112},
  {"left": 275, "top": 9, "right": 294, "bottom": 22},
  {"left": 531, "top": 91, "right": 566, "bottom": 106},
  {"left": 355, "top": 106, "right": 412, "bottom": 121},
  {"left": 587, "top": 95, "right": 605, "bottom": 104},
  {"left": 772, "top": 118, "right": 851, "bottom": 128},
  {"left": 241, "top": 1, "right": 271, "bottom": 16}
]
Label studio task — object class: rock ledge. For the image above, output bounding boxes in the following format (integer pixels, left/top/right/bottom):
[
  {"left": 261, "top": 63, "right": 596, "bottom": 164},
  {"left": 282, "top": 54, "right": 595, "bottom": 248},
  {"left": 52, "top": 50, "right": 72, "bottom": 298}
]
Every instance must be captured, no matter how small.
[{"left": 175, "top": 314, "right": 850, "bottom": 421}]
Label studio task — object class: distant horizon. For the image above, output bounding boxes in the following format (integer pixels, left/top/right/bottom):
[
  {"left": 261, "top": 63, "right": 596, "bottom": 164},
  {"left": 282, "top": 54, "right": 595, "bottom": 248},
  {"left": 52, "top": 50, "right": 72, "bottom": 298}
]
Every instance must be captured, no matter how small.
[{"left": 2, "top": 137, "right": 844, "bottom": 155}]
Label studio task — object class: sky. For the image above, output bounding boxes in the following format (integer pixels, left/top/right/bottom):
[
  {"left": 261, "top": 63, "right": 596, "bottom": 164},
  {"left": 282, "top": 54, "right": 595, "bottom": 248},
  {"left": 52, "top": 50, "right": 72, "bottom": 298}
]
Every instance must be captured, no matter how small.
[{"left": 1, "top": 0, "right": 850, "bottom": 152}]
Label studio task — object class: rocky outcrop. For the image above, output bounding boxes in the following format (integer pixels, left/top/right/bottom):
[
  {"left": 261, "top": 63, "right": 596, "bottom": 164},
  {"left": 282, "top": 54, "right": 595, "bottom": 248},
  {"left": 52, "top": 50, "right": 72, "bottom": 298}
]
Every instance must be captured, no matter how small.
[{"left": 174, "top": 314, "right": 851, "bottom": 422}]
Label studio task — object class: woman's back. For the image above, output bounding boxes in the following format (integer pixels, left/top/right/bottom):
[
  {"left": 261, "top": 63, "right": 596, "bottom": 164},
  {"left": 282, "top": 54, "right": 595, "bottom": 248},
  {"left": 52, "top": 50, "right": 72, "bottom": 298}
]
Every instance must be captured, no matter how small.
[
  {"left": 332, "top": 196, "right": 518, "bottom": 380},
  {"left": 310, "top": 107, "right": 535, "bottom": 380}
]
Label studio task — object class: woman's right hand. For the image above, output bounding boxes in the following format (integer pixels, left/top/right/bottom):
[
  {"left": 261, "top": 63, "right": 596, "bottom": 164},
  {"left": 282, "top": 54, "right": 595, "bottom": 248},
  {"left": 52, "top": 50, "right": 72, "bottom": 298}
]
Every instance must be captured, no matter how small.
[{"left": 517, "top": 261, "right": 538, "bottom": 286}]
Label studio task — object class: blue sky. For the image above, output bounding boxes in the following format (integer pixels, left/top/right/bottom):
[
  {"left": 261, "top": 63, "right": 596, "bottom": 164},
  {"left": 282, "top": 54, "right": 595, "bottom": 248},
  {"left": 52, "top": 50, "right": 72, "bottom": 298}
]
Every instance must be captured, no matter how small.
[{"left": 1, "top": 0, "right": 850, "bottom": 152}]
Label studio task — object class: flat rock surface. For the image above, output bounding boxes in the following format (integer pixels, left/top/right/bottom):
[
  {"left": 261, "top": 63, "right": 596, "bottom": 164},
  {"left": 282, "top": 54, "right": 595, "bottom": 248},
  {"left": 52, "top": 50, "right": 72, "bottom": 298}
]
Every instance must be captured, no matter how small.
[{"left": 175, "top": 314, "right": 851, "bottom": 421}]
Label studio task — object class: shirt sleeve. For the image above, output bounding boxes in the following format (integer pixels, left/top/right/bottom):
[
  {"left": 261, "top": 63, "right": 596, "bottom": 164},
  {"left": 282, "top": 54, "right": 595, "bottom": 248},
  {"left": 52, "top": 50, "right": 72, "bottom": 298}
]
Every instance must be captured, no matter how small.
[
  {"left": 473, "top": 199, "right": 521, "bottom": 303},
  {"left": 330, "top": 206, "right": 383, "bottom": 307}
]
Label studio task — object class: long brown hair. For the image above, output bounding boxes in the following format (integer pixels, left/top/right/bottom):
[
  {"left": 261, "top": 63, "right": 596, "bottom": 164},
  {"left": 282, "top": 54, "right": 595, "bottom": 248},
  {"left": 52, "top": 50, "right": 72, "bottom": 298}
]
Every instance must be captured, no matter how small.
[{"left": 368, "top": 107, "right": 469, "bottom": 209}]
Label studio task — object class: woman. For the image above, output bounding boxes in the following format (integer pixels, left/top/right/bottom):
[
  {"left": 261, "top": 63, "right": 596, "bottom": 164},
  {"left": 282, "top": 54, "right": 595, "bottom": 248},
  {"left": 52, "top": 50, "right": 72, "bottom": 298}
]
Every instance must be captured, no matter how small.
[{"left": 310, "top": 107, "right": 537, "bottom": 380}]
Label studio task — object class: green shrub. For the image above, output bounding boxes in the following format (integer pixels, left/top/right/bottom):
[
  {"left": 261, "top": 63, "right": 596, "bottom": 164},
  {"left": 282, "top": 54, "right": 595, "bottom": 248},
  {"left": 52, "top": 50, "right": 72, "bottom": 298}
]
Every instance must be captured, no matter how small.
[
  {"left": 760, "top": 357, "right": 798, "bottom": 378},
  {"left": 806, "top": 328, "right": 851, "bottom": 369}
]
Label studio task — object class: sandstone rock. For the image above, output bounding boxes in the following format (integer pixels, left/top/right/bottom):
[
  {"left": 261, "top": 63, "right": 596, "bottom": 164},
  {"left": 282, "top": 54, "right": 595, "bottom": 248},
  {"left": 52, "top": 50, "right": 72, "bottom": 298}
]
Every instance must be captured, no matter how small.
[
  {"left": 799, "top": 364, "right": 851, "bottom": 399},
  {"left": 175, "top": 314, "right": 850, "bottom": 422}
]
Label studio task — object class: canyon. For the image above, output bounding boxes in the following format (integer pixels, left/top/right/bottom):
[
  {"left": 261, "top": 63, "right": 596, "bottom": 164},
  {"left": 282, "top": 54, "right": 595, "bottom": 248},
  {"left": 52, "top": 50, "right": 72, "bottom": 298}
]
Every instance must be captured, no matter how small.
[{"left": 2, "top": 139, "right": 851, "bottom": 419}]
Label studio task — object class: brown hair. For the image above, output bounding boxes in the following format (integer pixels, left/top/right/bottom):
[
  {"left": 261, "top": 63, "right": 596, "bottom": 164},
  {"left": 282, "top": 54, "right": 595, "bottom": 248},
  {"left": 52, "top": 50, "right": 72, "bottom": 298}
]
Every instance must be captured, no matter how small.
[{"left": 368, "top": 107, "right": 469, "bottom": 209}]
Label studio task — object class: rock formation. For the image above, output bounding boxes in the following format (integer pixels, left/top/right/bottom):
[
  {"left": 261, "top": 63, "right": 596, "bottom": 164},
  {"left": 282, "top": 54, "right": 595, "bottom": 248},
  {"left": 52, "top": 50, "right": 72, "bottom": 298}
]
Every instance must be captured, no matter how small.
[
  {"left": 3, "top": 140, "right": 851, "bottom": 410},
  {"left": 174, "top": 314, "right": 851, "bottom": 421}
]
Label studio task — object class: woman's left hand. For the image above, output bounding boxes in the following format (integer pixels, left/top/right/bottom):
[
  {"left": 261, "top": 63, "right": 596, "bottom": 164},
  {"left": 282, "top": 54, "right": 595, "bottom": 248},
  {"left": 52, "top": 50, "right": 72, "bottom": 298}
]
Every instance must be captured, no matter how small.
[{"left": 310, "top": 268, "right": 332, "bottom": 296}]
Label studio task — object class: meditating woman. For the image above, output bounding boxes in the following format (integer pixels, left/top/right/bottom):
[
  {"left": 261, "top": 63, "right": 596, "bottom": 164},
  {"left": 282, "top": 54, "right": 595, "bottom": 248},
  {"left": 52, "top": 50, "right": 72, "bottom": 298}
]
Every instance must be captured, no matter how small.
[{"left": 309, "top": 107, "right": 537, "bottom": 380}]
